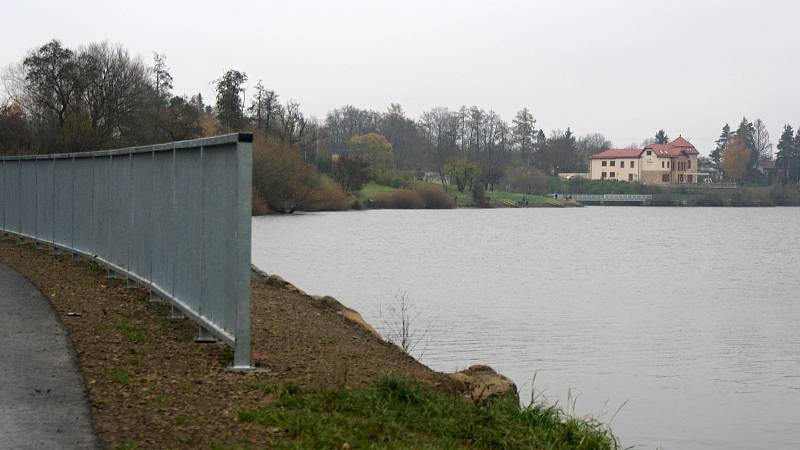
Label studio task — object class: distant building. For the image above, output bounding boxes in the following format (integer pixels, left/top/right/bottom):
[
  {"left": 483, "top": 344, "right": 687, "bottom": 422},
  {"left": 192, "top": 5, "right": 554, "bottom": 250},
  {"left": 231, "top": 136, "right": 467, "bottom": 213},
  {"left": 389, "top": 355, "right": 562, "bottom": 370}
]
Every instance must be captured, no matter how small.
[
  {"left": 589, "top": 136, "right": 700, "bottom": 185},
  {"left": 758, "top": 159, "right": 777, "bottom": 178}
]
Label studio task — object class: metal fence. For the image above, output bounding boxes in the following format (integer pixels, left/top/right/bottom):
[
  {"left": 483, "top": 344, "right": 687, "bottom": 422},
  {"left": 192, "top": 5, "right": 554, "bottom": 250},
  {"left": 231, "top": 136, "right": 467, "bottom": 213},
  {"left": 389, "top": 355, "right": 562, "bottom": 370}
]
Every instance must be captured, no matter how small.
[
  {"left": 555, "top": 193, "right": 653, "bottom": 202},
  {"left": 0, "top": 133, "right": 253, "bottom": 368}
]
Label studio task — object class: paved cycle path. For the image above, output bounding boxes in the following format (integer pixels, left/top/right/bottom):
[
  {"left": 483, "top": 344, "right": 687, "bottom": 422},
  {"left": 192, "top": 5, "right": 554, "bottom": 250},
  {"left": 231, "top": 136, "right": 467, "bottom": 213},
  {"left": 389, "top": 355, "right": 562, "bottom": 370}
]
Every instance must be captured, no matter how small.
[{"left": 0, "top": 263, "right": 96, "bottom": 449}]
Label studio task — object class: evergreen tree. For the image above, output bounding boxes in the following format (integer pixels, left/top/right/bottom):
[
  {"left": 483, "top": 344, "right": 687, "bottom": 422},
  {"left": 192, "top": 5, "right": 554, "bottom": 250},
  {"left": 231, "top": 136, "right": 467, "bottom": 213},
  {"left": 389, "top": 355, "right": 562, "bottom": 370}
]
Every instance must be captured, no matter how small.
[
  {"left": 190, "top": 93, "right": 205, "bottom": 114},
  {"left": 775, "top": 124, "right": 795, "bottom": 182},
  {"left": 735, "top": 117, "right": 758, "bottom": 169},
  {"left": 654, "top": 129, "right": 669, "bottom": 144},
  {"left": 214, "top": 69, "right": 248, "bottom": 131},
  {"left": 710, "top": 124, "right": 731, "bottom": 165},
  {"left": 794, "top": 128, "right": 800, "bottom": 182}
]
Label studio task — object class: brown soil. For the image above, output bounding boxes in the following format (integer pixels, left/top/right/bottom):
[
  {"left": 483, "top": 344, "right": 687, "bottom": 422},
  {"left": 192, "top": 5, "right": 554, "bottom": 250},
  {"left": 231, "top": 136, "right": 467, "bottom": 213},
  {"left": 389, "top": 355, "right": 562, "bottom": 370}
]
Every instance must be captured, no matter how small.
[{"left": 0, "top": 238, "right": 455, "bottom": 449}]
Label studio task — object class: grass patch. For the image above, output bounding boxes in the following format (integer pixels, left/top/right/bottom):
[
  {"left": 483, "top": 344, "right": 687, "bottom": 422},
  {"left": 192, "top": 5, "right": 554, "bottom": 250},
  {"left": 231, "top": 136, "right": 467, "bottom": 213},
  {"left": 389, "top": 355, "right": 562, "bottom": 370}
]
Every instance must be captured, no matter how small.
[
  {"left": 247, "top": 381, "right": 279, "bottom": 394},
  {"left": 358, "top": 182, "right": 400, "bottom": 202},
  {"left": 87, "top": 260, "right": 104, "bottom": 273},
  {"left": 361, "top": 183, "right": 577, "bottom": 208},
  {"left": 115, "top": 321, "right": 145, "bottom": 343},
  {"left": 236, "top": 374, "right": 618, "bottom": 450},
  {"left": 106, "top": 367, "right": 130, "bottom": 385}
]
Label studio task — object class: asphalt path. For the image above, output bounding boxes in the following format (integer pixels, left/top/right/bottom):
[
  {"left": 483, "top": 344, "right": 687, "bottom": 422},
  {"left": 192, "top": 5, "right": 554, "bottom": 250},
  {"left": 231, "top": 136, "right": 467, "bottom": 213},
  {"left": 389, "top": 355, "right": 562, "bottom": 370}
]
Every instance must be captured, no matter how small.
[{"left": 0, "top": 263, "right": 96, "bottom": 449}]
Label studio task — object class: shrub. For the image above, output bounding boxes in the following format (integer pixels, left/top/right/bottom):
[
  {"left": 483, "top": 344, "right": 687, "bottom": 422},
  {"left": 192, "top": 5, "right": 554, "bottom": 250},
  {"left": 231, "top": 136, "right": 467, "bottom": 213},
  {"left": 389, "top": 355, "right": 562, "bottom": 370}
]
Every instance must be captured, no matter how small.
[
  {"left": 694, "top": 192, "right": 725, "bottom": 206},
  {"left": 372, "top": 169, "right": 416, "bottom": 188},
  {"left": 252, "top": 132, "right": 319, "bottom": 214},
  {"left": 472, "top": 183, "right": 490, "bottom": 207},
  {"left": 306, "top": 175, "right": 355, "bottom": 211},
  {"left": 413, "top": 183, "right": 455, "bottom": 209},
  {"left": 251, "top": 189, "right": 270, "bottom": 215},
  {"left": 731, "top": 188, "right": 773, "bottom": 206},
  {"left": 331, "top": 154, "right": 371, "bottom": 193},
  {"left": 370, "top": 189, "right": 425, "bottom": 209},
  {"left": 503, "top": 166, "right": 549, "bottom": 194},
  {"left": 770, "top": 185, "right": 800, "bottom": 206}
]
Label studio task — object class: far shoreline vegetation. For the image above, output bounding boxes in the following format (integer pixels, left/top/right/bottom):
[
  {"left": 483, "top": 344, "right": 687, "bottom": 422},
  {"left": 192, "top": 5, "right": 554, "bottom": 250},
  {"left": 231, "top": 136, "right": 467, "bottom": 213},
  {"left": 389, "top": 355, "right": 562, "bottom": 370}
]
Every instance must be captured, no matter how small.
[{"left": 3, "top": 39, "right": 800, "bottom": 213}]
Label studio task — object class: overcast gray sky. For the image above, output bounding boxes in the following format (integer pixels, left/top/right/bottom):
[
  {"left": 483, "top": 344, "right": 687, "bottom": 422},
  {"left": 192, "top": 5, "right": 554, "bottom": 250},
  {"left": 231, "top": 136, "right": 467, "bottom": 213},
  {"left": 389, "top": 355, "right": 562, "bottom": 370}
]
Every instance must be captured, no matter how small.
[{"left": 3, "top": 0, "right": 799, "bottom": 154}]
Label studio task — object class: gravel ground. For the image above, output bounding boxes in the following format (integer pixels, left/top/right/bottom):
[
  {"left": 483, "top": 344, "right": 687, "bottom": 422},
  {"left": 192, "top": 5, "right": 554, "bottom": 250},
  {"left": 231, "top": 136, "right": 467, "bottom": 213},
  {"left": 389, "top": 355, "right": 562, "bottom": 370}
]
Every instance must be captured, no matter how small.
[{"left": 0, "top": 238, "right": 454, "bottom": 449}]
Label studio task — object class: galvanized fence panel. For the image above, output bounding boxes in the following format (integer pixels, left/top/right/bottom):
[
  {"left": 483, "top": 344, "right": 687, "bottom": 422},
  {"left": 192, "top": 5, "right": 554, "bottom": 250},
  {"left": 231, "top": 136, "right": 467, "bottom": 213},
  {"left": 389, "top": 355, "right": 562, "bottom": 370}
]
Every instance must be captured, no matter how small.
[{"left": 0, "top": 134, "right": 253, "bottom": 368}]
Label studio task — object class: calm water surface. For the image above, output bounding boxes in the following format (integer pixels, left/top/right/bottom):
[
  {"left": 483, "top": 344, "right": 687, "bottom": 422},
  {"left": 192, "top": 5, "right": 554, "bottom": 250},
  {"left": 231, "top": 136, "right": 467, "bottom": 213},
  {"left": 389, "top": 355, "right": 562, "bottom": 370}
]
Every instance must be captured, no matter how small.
[{"left": 252, "top": 207, "right": 800, "bottom": 450}]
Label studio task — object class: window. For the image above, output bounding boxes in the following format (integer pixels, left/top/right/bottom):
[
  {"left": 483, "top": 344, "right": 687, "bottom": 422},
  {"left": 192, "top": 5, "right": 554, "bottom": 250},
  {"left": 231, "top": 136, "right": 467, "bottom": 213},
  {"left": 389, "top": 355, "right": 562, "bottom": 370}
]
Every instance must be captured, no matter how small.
[
  {"left": 667, "top": 161, "right": 670, "bottom": 168},
  {"left": 631, "top": 161, "right": 635, "bottom": 168},
  {"left": 610, "top": 161, "right": 616, "bottom": 167},
  {"left": 628, "top": 174, "right": 634, "bottom": 181},
  {"left": 610, "top": 172, "right": 616, "bottom": 178},
  {"left": 602, "top": 161, "right": 607, "bottom": 167},
  {"left": 662, "top": 161, "right": 665, "bottom": 168},
  {"left": 688, "top": 175, "right": 693, "bottom": 183},
  {"left": 678, "top": 174, "right": 684, "bottom": 182},
  {"left": 620, "top": 161, "right": 625, "bottom": 168},
  {"left": 601, "top": 172, "right": 607, "bottom": 179},
  {"left": 688, "top": 160, "right": 691, "bottom": 169},
  {"left": 646, "top": 150, "right": 652, "bottom": 156},
  {"left": 662, "top": 174, "right": 670, "bottom": 182}
]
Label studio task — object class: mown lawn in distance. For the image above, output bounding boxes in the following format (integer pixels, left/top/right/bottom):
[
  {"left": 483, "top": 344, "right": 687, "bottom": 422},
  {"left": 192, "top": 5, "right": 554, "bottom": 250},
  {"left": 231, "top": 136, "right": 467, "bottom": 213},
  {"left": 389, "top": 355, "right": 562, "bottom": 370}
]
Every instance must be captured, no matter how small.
[
  {"left": 358, "top": 182, "right": 579, "bottom": 208},
  {"left": 234, "top": 375, "right": 619, "bottom": 450}
]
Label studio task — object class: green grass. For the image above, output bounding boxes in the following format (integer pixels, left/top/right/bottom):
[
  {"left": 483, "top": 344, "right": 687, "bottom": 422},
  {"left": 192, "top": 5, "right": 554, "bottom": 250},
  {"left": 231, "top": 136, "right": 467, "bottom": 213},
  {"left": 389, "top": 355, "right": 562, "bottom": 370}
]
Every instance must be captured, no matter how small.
[
  {"left": 359, "top": 183, "right": 578, "bottom": 208},
  {"left": 358, "top": 182, "right": 400, "bottom": 202},
  {"left": 115, "top": 321, "right": 145, "bottom": 343},
  {"left": 105, "top": 367, "right": 130, "bottom": 385},
  {"left": 236, "top": 375, "right": 618, "bottom": 450}
]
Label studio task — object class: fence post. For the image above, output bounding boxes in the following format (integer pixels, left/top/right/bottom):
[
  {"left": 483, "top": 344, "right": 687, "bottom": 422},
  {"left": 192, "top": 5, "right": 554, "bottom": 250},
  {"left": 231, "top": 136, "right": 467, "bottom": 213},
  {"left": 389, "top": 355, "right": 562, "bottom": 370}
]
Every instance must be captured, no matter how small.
[{"left": 232, "top": 135, "right": 253, "bottom": 369}]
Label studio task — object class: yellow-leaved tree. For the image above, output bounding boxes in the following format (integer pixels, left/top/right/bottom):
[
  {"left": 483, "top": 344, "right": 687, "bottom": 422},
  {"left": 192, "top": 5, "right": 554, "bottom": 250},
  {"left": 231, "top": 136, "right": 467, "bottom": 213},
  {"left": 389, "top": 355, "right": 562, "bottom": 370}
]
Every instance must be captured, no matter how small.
[
  {"left": 349, "top": 133, "right": 394, "bottom": 169},
  {"left": 721, "top": 137, "right": 750, "bottom": 182}
]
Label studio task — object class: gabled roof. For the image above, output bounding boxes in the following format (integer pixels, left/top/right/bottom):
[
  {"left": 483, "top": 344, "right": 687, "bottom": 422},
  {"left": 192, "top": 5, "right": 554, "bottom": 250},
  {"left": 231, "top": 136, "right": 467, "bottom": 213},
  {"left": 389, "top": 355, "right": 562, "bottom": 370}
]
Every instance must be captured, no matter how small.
[
  {"left": 590, "top": 148, "right": 643, "bottom": 159},
  {"left": 644, "top": 136, "right": 699, "bottom": 157},
  {"left": 644, "top": 144, "right": 672, "bottom": 157},
  {"left": 670, "top": 136, "right": 694, "bottom": 149},
  {"left": 759, "top": 159, "right": 776, "bottom": 169}
]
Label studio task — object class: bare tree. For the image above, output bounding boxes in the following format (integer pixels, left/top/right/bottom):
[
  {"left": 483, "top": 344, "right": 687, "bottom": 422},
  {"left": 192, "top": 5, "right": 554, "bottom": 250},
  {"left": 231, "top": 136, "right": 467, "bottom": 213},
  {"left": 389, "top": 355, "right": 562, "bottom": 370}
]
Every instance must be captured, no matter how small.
[
  {"left": 418, "top": 107, "right": 461, "bottom": 190},
  {"left": 248, "top": 80, "right": 281, "bottom": 132},
  {"left": 753, "top": 118, "right": 773, "bottom": 161},
  {"left": 280, "top": 100, "right": 306, "bottom": 146},
  {"left": 21, "top": 40, "right": 82, "bottom": 128},
  {"left": 80, "top": 42, "right": 152, "bottom": 147},
  {"left": 378, "top": 291, "right": 430, "bottom": 357},
  {"left": 324, "top": 105, "right": 380, "bottom": 153},
  {"left": 512, "top": 107, "right": 537, "bottom": 165}
]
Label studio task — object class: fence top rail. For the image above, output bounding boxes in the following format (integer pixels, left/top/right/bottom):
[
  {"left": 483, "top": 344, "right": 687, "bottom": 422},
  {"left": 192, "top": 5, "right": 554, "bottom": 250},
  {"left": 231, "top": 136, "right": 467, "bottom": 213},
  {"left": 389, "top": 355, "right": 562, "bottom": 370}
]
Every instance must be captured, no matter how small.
[{"left": 0, "top": 133, "right": 253, "bottom": 162}]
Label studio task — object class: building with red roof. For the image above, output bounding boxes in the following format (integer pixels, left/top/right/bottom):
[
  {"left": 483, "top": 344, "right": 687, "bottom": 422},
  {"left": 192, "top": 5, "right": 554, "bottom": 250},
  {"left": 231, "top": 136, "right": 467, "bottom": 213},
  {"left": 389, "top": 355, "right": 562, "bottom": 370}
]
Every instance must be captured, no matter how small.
[{"left": 589, "top": 136, "right": 699, "bottom": 185}]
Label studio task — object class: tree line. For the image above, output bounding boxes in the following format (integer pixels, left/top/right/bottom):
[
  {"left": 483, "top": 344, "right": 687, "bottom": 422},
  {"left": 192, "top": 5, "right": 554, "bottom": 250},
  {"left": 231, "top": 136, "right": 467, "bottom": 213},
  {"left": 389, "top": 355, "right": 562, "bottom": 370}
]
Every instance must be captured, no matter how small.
[
  {"left": 2, "top": 39, "right": 799, "bottom": 212},
  {"left": 1, "top": 41, "right": 611, "bottom": 174}
]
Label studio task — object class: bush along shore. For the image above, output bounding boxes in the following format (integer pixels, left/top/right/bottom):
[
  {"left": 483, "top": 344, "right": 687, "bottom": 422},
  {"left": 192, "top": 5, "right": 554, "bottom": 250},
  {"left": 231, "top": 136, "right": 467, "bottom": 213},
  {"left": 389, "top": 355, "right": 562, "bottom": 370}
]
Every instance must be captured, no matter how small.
[{"left": 1, "top": 238, "right": 619, "bottom": 449}]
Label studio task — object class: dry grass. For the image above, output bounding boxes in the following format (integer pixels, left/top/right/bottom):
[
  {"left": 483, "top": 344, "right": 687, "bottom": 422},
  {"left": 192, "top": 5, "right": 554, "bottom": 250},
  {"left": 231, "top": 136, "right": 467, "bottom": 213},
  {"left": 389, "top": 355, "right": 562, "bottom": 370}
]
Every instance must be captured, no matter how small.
[{"left": 0, "top": 238, "right": 451, "bottom": 449}]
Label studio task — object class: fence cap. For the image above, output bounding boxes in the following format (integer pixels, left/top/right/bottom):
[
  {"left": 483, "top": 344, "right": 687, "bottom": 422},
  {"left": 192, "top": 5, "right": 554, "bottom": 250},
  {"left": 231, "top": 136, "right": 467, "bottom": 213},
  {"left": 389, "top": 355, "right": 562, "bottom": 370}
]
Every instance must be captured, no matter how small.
[{"left": 0, "top": 133, "right": 253, "bottom": 161}]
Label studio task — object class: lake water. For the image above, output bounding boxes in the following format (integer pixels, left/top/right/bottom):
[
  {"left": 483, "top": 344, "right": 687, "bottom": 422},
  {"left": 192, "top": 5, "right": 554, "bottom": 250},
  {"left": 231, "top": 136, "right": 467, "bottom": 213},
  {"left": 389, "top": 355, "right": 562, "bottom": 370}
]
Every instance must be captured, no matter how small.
[{"left": 252, "top": 207, "right": 800, "bottom": 450}]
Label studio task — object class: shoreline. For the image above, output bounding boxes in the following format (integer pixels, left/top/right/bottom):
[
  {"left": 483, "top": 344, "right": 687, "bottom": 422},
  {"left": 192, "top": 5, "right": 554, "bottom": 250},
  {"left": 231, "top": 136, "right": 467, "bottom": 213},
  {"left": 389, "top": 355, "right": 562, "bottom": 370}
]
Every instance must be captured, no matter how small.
[{"left": 0, "top": 237, "right": 617, "bottom": 449}]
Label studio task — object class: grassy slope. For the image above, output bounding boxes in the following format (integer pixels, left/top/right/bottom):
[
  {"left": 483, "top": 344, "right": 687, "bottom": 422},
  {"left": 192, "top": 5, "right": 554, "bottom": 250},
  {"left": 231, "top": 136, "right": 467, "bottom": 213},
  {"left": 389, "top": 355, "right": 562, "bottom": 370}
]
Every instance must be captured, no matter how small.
[
  {"left": 0, "top": 240, "right": 616, "bottom": 449},
  {"left": 235, "top": 375, "right": 618, "bottom": 450},
  {"left": 359, "top": 182, "right": 579, "bottom": 207}
]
